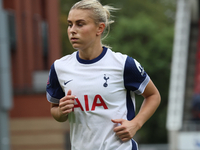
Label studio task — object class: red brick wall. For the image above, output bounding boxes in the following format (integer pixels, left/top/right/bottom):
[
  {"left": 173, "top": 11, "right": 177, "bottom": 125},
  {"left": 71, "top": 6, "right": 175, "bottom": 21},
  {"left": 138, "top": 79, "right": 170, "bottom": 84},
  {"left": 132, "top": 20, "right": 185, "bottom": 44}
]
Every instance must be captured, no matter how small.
[
  {"left": 3, "top": 0, "right": 61, "bottom": 92},
  {"left": 10, "top": 94, "right": 51, "bottom": 118}
]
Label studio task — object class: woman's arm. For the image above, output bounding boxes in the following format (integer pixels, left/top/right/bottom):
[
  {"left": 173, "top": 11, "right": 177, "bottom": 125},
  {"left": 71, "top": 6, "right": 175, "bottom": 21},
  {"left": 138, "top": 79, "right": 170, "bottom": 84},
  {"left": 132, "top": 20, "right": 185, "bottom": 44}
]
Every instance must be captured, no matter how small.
[
  {"left": 51, "top": 90, "right": 75, "bottom": 122},
  {"left": 112, "top": 79, "right": 161, "bottom": 142},
  {"left": 133, "top": 79, "right": 161, "bottom": 129}
]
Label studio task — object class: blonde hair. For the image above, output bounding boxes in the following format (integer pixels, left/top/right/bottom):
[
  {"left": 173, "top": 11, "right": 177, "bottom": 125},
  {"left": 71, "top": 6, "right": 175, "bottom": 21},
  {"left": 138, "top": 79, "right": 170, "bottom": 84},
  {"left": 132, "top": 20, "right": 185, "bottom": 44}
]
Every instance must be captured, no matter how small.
[{"left": 70, "top": 0, "right": 117, "bottom": 45}]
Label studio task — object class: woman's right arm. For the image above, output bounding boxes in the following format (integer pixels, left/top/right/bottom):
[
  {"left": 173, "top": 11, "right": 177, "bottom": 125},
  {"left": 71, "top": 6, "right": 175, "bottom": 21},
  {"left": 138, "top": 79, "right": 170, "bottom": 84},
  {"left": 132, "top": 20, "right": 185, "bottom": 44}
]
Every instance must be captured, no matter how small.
[{"left": 50, "top": 90, "right": 75, "bottom": 122}]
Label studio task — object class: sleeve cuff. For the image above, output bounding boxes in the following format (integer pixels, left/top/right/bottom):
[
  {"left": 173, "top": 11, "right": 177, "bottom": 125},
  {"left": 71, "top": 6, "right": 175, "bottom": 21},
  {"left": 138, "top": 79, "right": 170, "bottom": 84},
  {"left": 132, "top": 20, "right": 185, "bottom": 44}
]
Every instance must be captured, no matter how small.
[
  {"left": 46, "top": 92, "right": 60, "bottom": 104},
  {"left": 134, "top": 75, "right": 150, "bottom": 95}
]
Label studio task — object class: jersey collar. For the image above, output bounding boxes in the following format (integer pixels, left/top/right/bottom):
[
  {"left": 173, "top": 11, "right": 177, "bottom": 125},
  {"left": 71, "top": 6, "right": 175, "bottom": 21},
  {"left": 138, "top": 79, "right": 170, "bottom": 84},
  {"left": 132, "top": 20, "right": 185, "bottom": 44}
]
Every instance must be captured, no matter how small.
[{"left": 76, "top": 47, "right": 107, "bottom": 64}]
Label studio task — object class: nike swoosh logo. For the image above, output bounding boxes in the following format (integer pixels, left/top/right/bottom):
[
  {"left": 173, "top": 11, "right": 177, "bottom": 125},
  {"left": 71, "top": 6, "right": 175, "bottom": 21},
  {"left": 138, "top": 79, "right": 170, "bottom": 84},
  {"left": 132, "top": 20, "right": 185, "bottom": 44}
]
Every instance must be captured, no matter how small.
[{"left": 64, "top": 80, "right": 73, "bottom": 85}]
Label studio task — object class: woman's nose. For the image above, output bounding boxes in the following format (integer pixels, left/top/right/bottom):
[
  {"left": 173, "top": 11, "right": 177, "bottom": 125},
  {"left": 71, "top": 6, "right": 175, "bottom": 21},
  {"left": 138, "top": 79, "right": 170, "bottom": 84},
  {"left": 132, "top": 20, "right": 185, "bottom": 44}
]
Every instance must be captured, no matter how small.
[{"left": 69, "top": 25, "right": 76, "bottom": 34}]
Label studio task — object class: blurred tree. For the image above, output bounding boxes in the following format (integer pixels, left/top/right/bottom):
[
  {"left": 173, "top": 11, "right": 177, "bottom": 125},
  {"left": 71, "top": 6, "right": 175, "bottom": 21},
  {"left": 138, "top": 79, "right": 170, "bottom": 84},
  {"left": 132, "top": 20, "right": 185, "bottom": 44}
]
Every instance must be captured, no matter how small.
[{"left": 59, "top": 0, "right": 176, "bottom": 144}]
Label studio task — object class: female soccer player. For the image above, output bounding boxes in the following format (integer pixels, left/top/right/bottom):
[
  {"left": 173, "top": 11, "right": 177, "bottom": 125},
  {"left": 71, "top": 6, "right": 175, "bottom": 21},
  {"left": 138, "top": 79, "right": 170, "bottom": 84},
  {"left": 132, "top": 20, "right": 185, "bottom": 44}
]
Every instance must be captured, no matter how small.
[{"left": 46, "top": 0, "right": 161, "bottom": 149}]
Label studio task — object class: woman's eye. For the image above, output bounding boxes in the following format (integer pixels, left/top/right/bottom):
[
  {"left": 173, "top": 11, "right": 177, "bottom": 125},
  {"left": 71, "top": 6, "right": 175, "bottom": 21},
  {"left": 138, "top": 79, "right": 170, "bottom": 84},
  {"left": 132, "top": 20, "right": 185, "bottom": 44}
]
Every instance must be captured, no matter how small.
[
  {"left": 78, "top": 23, "right": 83, "bottom": 27},
  {"left": 68, "top": 23, "right": 72, "bottom": 27}
]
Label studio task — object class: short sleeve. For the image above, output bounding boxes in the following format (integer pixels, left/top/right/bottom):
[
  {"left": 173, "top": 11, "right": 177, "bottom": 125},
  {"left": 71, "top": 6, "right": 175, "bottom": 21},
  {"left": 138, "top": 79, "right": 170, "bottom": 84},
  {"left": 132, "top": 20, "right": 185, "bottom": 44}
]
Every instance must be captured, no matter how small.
[
  {"left": 46, "top": 63, "right": 65, "bottom": 104},
  {"left": 124, "top": 56, "right": 150, "bottom": 95}
]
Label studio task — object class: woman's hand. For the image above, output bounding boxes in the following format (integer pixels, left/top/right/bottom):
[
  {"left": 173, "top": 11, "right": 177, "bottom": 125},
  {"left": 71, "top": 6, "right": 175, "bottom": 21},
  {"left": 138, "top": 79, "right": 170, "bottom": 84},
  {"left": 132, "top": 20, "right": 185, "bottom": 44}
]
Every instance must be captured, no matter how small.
[
  {"left": 111, "top": 119, "right": 140, "bottom": 142},
  {"left": 58, "top": 90, "right": 76, "bottom": 116},
  {"left": 51, "top": 90, "right": 76, "bottom": 122}
]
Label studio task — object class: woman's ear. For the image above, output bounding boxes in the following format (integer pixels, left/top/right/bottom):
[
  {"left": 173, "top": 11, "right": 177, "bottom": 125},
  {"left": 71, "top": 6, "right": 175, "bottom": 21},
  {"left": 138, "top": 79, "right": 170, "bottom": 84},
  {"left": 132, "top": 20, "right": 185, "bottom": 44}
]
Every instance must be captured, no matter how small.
[{"left": 96, "top": 23, "right": 106, "bottom": 36}]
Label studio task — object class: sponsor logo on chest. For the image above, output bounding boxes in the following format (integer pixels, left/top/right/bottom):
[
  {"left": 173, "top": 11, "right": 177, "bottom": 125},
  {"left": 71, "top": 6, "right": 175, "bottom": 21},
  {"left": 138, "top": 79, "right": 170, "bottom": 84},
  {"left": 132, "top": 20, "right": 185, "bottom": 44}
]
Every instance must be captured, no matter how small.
[{"left": 73, "top": 95, "right": 108, "bottom": 111}]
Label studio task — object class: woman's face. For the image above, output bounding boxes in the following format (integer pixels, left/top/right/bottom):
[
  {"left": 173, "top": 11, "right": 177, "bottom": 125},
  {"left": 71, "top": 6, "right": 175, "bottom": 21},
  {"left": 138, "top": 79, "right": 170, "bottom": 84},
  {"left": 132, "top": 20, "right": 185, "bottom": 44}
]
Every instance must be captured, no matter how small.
[{"left": 67, "top": 9, "right": 100, "bottom": 50}]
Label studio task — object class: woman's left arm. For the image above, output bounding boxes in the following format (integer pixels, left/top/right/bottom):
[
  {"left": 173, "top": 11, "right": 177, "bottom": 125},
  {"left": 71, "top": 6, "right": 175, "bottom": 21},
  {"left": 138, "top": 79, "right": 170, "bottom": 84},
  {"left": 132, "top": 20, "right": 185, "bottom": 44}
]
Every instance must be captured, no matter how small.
[
  {"left": 112, "top": 79, "right": 161, "bottom": 142},
  {"left": 134, "top": 79, "right": 161, "bottom": 129}
]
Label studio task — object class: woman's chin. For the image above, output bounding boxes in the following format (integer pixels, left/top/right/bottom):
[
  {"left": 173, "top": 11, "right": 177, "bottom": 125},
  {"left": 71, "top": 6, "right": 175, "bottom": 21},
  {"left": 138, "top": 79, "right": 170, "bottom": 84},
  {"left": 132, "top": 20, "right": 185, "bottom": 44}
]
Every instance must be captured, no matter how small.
[{"left": 72, "top": 44, "right": 80, "bottom": 50}]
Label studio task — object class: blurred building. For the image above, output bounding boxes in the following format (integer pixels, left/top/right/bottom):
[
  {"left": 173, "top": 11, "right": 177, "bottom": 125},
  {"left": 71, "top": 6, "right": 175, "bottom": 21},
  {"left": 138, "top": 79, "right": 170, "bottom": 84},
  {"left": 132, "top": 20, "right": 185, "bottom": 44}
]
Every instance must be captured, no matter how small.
[
  {"left": 2, "top": 0, "right": 69, "bottom": 150},
  {"left": 167, "top": 0, "right": 200, "bottom": 150}
]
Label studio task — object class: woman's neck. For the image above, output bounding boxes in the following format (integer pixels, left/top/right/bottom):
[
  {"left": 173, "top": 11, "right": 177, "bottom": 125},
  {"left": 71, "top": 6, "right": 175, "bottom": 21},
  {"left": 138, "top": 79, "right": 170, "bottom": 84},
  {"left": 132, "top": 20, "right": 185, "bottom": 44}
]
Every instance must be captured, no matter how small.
[{"left": 78, "top": 44, "right": 103, "bottom": 60}]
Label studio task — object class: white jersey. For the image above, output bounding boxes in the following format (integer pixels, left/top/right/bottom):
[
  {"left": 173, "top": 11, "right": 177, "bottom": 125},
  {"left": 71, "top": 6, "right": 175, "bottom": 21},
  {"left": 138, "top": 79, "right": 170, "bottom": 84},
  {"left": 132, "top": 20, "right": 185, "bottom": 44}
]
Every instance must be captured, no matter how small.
[{"left": 46, "top": 47, "right": 150, "bottom": 150}]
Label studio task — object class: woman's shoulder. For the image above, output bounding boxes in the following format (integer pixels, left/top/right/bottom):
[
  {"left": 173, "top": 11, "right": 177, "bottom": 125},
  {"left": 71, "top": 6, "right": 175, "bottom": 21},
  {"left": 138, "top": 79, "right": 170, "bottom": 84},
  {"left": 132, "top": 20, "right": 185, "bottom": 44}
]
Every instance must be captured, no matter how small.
[
  {"left": 106, "top": 47, "right": 128, "bottom": 61},
  {"left": 55, "top": 51, "right": 77, "bottom": 63}
]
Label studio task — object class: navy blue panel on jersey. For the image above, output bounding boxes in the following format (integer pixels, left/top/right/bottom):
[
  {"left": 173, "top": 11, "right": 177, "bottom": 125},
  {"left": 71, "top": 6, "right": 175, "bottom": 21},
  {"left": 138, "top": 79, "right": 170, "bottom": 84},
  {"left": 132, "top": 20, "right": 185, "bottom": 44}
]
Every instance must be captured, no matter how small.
[
  {"left": 76, "top": 47, "right": 107, "bottom": 64},
  {"left": 46, "top": 63, "right": 65, "bottom": 104},
  {"left": 124, "top": 56, "right": 148, "bottom": 94},
  {"left": 126, "top": 90, "right": 135, "bottom": 120},
  {"left": 131, "top": 139, "right": 138, "bottom": 150}
]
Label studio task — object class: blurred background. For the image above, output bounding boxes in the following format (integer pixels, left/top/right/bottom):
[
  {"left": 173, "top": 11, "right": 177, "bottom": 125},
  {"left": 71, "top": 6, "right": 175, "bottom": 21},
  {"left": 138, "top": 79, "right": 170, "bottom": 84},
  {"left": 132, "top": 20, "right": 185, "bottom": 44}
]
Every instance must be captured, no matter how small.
[{"left": 0, "top": 0, "right": 200, "bottom": 150}]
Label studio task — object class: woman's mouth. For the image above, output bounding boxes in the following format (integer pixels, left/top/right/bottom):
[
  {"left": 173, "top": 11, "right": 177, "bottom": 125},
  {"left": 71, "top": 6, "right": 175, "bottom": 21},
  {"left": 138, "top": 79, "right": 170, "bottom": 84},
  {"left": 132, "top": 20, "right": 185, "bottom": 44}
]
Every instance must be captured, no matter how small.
[{"left": 71, "top": 38, "right": 78, "bottom": 42}]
